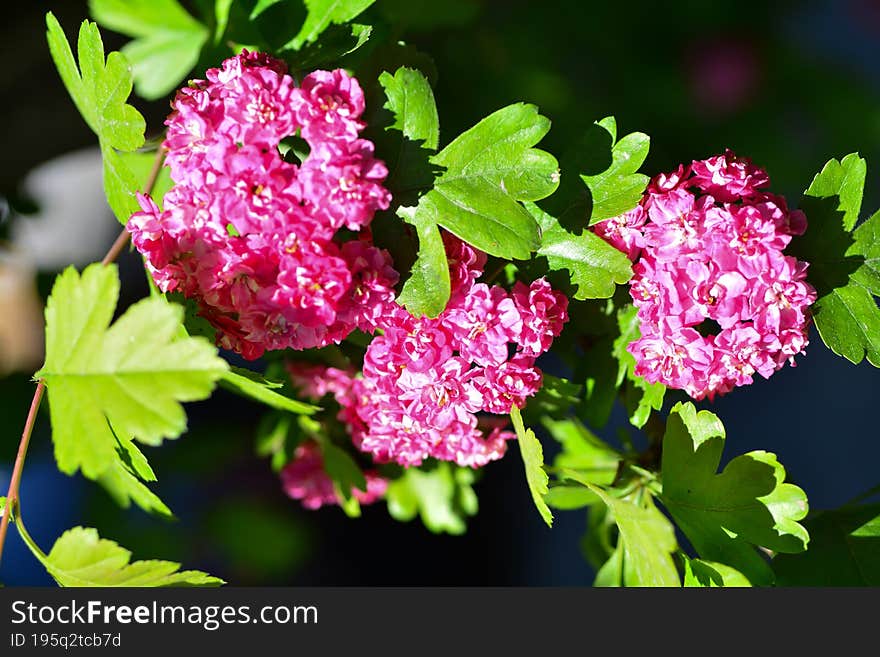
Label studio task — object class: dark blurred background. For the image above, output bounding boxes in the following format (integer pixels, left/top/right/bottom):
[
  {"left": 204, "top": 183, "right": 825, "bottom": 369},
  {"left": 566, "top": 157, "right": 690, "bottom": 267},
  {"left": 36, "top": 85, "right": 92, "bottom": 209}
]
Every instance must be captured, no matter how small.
[{"left": 1, "top": 0, "right": 879, "bottom": 586}]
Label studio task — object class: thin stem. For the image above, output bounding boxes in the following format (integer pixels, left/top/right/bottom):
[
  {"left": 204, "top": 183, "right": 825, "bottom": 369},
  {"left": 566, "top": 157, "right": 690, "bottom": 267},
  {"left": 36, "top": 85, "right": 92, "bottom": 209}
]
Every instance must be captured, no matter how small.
[
  {"left": 100, "top": 228, "right": 132, "bottom": 266},
  {"left": 101, "top": 146, "right": 166, "bottom": 267},
  {"left": 0, "top": 381, "right": 45, "bottom": 567},
  {"left": 0, "top": 146, "right": 167, "bottom": 570}
]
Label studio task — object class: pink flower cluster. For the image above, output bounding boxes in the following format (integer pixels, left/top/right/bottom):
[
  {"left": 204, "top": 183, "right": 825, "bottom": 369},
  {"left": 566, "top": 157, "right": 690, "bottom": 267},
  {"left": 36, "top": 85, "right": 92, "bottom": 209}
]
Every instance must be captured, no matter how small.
[
  {"left": 594, "top": 150, "right": 816, "bottom": 400},
  {"left": 128, "top": 52, "right": 395, "bottom": 359},
  {"left": 281, "top": 236, "right": 569, "bottom": 506},
  {"left": 352, "top": 234, "right": 569, "bottom": 468},
  {"left": 282, "top": 364, "right": 387, "bottom": 510},
  {"left": 280, "top": 441, "right": 388, "bottom": 510}
]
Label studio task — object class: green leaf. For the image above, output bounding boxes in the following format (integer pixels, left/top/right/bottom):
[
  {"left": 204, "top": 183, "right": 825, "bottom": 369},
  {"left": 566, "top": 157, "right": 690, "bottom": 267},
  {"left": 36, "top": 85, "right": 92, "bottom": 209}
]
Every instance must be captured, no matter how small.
[
  {"left": 219, "top": 366, "right": 319, "bottom": 415},
  {"left": 287, "top": 0, "right": 375, "bottom": 50},
  {"left": 588, "top": 485, "right": 680, "bottom": 587},
  {"left": 544, "top": 485, "right": 599, "bottom": 510},
  {"left": 282, "top": 22, "right": 372, "bottom": 69},
  {"left": 613, "top": 305, "right": 665, "bottom": 428},
  {"left": 417, "top": 103, "right": 557, "bottom": 258},
  {"left": 510, "top": 405, "right": 553, "bottom": 528},
  {"left": 682, "top": 556, "right": 751, "bottom": 587},
  {"left": 395, "top": 207, "right": 450, "bottom": 317},
  {"left": 386, "top": 462, "right": 478, "bottom": 534},
  {"left": 773, "top": 503, "right": 880, "bottom": 586},
  {"left": 376, "top": 68, "right": 448, "bottom": 317},
  {"left": 46, "top": 13, "right": 147, "bottom": 223},
  {"left": 97, "top": 458, "right": 173, "bottom": 519},
  {"left": 379, "top": 67, "right": 440, "bottom": 151},
  {"left": 31, "top": 526, "right": 222, "bottom": 587},
  {"left": 89, "top": 0, "right": 208, "bottom": 100},
  {"left": 790, "top": 154, "right": 880, "bottom": 367},
  {"left": 36, "top": 264, "right": 228, "bottom": 480},
  {"left": 319, "top": 441, "right": 367, "bottom": 504},
  {"left": 214, "top": 0, "right": 234, "bottom": 43},
  {"left": 0, "top": 497, "right": 6, "bottom": 517},
  {"left": 851, "top": 210, "right": 880, "bottom": 294},
  {"left": 804, "top": 153, "right": 866, "bottom": 231},
  {"left": 810, "top": 283, "right": 880, "bottom": 366},
  {"left": 96, "top": 431, "right": 171, "bottom": 517},
  {"left": 593, "top": 542, "right": 625, "bottom": 587},
  {"left": 542, "top": 417, "right": 620, "bottom": 486},
  {"left": 658, "top": 402, "right": 809, "bottom": 586},
  {"left": 379, "top": 67, "right": 442, "bottom": 202},
  {"left": 529, "top": 202, "right": 632, "bottom": 299},
  {"left": 526, "top": 373, "right": 583, "bottom": 418},
  {"left": 251, "top": 0, "right": 285, "bottom": 20},
  {"left": 581, "top": 117, "right": 650, "bottom": 225},
  {"left": 118, "top": 151, "right": 173, "bottom": 207}
]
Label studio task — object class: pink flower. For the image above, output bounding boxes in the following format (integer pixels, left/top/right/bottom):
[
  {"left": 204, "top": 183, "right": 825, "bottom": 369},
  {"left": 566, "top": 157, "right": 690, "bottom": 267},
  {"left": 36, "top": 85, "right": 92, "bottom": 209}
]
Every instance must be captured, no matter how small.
[
  {"left": 510, "top": 278, "right": 570, "bottom": 357},
  {"left": 593, "top": 205, "right": 647, "bottom": 260},
  {"left": 689, "top": 149, "right": 769, "bottom": 202},
  {"left": 442, "top": 283, "right": 521, "bottom": 365},
  {"left": 294, "top": 69, "right": 365, "bottom": 142}
]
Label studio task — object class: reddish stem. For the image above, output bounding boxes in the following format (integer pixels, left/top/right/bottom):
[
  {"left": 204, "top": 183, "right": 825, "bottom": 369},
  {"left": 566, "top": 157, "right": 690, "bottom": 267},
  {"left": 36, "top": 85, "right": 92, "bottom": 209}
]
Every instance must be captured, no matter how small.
[
  {"left": 0, "top": 147, "right": 167, "bottom": 570},
  {"left": 0, "top": 381, "right": 45, "bottom": 567}
]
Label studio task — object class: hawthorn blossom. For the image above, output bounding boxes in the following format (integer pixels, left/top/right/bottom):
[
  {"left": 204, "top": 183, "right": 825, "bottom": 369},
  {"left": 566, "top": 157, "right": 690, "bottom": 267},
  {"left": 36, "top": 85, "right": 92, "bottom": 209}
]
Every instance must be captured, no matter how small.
[
  {"left": 283, "top": 234, "right": 567, "bottom": 472},
  {"left": 594, "top": 150, "right": 816, "bottom": 400},
  {"left": 352, "top": 236, "right": 568, "bottom": 468},
  {"left": 280, "top": 441, "right": 387, "bottom": 510},
  {"left": 129, "top": 52, "right": 395, "bottom": 359}
]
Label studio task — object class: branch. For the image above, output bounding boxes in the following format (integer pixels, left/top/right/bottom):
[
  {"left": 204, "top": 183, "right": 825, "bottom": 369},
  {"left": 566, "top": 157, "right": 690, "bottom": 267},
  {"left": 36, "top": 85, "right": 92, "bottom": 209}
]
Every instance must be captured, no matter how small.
[{"left": 0, "top": 147, "right": 166, "bottom": 569}]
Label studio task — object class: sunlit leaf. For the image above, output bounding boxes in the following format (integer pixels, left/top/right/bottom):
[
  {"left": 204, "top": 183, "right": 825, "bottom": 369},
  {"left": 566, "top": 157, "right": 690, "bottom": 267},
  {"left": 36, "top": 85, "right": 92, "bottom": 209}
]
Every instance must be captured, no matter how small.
[
  {"left": 36, "top": 264, "right": 228, "bottom": 480},
  {"left": 510, "top": 405, "right": 553, "bottom": 528},
  {"left": 658, "top": 402, "right": 809, "bottom": 585}
]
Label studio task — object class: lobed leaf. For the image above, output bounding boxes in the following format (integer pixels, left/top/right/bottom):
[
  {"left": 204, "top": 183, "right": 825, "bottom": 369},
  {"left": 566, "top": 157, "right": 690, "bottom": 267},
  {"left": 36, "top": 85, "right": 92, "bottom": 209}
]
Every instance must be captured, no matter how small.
[
  {"left": 773, "top": 503, "right": 880, "bottom": 586},
  {"left": 528, "top": 202, "right": 632, "bottom": 300},
  {"left": 790, "top": 153, "right": 880, "bottom": 367},
  {"left": 542, "top": 416, "right": 620, "bottom": 486},
  {"left": 581, "top": 117, "right": 650, "bottom": 225},
  {"left": 220, "top": 366, "right": 319, "bottom": 415},
  {"left": 658, "top": 402, "right": 809, "bottom": 586},
  {"left": 36, "top": 264, "right": 228, "bottom": 480},
  {"left": 89, "top": 0, "right": 208, "bottom": 100},
  {"left": 682, "top": 557, "right": 751, "bottom": 587},
  {"left": 410, "top": 103, "right": 558, "bottom": 263},
  {"left": 287, "top": 0, "right": 375, "bottom": 50},
  {"left": 36, "top": 527, "right": 222, "bottom": 587},
  {"left": 376, "top": 68, "right": 448, "bottom": 317},
  {"left": 612, "top": 305, "right": 665, "bottom": 428},
  {"left": 395, "top": 207, "right": 450, "bottom": 317},
  {"left": 588, "top": 485, "right": 680, "bottom": 587},
  {"left": 46, "top": 13, "right": 147, "bottom": 223},
  {"left": 319, "top": 440, "right": 367, "bottom": 506}
]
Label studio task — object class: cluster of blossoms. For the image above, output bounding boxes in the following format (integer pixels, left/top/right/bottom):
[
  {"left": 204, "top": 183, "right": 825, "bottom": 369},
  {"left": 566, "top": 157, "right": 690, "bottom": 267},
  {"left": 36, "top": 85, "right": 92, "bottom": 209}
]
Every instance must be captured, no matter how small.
[
  {"left": 128, "top": 51, "right": 395, "bottom": 359},
  {"left": 283, "top": 363, "right": 387, "bottom": 510},
  {"left": 352, "top": 234, "right": 568, "bottom": 468},
  {"left": 595, "top": 150, "right": 816, "bottom": 400},
  {"left": 280, "top": 234, "right": 569, "bottom": 510},
  {"left": 280, "top": 441, "right": 388, "bottom": 510}
]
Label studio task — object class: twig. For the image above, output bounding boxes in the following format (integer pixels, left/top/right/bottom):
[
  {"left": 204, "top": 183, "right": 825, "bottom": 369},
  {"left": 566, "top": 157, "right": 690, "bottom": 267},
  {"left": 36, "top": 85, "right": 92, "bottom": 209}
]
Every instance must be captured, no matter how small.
[{"left": 0, "top": 147, "right": 166, "bottom": 569}]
